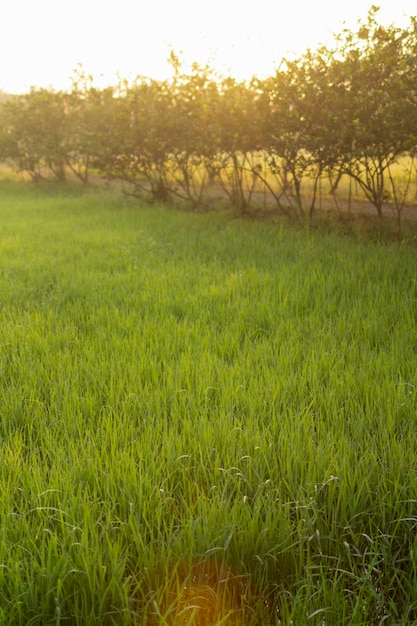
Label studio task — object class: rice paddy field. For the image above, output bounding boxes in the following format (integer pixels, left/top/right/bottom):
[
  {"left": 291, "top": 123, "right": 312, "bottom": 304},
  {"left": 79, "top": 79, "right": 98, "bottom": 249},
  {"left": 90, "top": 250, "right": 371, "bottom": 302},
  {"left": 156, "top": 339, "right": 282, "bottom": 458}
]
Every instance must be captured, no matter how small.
[{"left": 1, "top": 181, "right": 417, "bottom": 625}]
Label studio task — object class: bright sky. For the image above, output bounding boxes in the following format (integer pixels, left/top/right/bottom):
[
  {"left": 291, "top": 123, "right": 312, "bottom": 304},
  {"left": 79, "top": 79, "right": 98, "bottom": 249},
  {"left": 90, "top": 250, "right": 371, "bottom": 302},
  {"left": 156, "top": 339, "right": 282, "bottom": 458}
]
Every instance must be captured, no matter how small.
[{"left": 1, "top": 0, "right": 416, "bottom": 93}]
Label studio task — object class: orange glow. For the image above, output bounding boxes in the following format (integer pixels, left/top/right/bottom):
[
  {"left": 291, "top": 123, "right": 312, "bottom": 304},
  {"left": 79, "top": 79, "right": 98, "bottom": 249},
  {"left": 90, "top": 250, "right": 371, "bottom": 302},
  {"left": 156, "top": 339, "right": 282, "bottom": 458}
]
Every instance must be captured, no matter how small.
[{"left": 162, "top": 559, "right": 253, "bottom": 625}]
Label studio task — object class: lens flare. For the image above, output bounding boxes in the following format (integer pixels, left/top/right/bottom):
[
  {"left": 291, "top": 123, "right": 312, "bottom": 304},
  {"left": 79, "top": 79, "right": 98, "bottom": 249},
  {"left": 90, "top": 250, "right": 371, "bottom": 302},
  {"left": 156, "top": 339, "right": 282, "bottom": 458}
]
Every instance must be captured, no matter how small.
[{"left": 161, "top": 559, "right": 253, "bottom": 625}]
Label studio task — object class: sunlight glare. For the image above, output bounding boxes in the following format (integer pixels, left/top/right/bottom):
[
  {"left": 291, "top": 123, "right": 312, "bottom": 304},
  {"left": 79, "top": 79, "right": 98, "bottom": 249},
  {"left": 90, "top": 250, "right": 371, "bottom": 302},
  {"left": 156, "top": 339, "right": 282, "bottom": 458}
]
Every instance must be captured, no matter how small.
[{"left": 1, "top": 0, "right": 416, "bottom": 93}]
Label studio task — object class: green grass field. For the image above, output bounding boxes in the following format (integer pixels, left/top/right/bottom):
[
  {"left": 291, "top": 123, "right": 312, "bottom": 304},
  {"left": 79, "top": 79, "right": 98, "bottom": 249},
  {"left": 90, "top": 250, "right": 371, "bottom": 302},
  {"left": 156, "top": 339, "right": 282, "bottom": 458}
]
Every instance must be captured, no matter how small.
[{"left": 1, "top": 181, "right": 417, "bottom": 625}]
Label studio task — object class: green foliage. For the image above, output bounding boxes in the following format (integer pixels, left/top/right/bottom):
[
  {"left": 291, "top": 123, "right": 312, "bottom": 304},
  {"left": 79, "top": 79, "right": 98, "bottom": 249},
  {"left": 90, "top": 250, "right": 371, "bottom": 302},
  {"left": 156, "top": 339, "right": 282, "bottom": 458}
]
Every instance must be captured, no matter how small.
[
  {"left": 0, "top": 89, "right": 67, "bottom": 181},
  {"left": 0, "top": 8, "right": 417, "bottom": 223},
  {"left": 1, "top": 182, "right": 417, "bottom": 623},
  {"left": 0, "top": 74, "right": 100, "bottom": 185},
  {"left": 327, "top": 8, "right": 417, "bottom": 217}
]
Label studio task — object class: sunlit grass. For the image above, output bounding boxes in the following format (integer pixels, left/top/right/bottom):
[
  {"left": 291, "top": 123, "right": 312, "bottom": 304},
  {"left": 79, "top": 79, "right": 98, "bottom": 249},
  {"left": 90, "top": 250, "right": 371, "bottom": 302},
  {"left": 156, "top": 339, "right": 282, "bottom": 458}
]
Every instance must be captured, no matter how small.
[{"left": 0, "top": 181, "right": 417, "bottom": 624}]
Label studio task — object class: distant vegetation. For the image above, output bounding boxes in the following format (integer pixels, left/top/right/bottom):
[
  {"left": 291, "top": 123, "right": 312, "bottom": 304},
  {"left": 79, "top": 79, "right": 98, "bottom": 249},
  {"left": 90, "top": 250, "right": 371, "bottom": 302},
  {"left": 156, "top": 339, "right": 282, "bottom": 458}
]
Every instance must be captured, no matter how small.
[
  {"left": 0, "top": 7, "right": 416, "bottom": 231},
  {"left": 1, "top": 181, "right": 417, "bottom": 624}
]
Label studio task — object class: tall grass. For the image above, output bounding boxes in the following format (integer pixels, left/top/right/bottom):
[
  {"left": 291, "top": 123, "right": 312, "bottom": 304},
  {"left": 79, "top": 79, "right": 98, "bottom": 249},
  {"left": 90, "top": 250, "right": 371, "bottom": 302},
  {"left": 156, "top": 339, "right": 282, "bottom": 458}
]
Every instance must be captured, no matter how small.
[{"left": 0, "top": 181, "right": 416, "bottom": 624}]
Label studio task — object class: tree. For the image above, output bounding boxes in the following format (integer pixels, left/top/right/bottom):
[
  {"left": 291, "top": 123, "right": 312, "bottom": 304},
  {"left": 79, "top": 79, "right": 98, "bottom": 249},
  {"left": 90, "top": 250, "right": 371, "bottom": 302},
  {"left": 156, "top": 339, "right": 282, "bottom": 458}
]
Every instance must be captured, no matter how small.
[
  {"left": 0, "top": 89, "right": 67, "bottom": 181},
  {"left": 256, "top": 65, "right": 316, "bottom": 219},
  {"left": 98, "top": 77, "right": 175, "bottom": 203},
  {"left": 61, "top": 66, "right": 104, "bottom": 184},
  {"left": 329, "top": 8, "right": 417, "bottom": 218},
  {"left": 160, "top": 58, "right": 221, "bottom": 208},
  {"left": 208, "top": 77, "right": 262, "bottom": 212}
]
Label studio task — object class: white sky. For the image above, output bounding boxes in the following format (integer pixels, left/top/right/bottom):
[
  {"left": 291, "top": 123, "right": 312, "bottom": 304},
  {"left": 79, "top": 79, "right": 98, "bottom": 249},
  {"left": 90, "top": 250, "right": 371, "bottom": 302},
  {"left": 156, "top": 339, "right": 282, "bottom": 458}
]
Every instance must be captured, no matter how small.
[{"left": 1, "top": 0, "right": 416, "bottom": 93}]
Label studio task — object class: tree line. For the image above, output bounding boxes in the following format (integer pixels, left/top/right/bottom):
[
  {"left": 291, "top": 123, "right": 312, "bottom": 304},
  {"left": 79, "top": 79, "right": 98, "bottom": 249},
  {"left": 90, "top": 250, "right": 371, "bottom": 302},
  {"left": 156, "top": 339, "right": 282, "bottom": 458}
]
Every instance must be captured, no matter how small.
[{"left": 1, "top": 8, "right": 416, "bottom": 223}]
